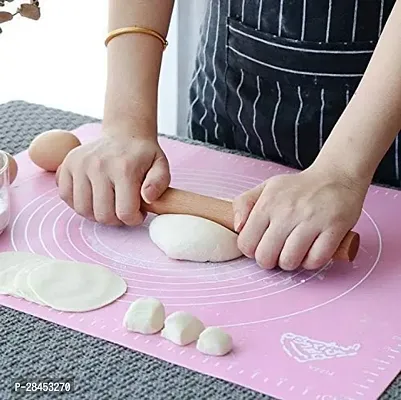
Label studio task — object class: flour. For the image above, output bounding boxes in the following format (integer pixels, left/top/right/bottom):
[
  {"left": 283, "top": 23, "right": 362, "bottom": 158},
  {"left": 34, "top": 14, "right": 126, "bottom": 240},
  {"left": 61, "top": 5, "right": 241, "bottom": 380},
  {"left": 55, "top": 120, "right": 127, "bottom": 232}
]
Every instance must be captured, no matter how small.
[{"left": 0, "top": 194, "right": 10, "bottom": 234}]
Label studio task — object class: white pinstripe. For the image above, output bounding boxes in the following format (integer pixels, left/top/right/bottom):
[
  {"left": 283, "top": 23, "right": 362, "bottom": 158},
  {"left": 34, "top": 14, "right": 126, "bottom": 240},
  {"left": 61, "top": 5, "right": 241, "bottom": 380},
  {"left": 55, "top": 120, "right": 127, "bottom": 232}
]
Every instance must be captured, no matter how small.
[
  {"left": 253, "top": 76, "right": 266, "bottom": 158},
  {"left": 212, "top": 2, "right": 221, "bottom": 140},
  {"left": 319, "top": 88, "right": 325, "bottom": 149},
  {"left": 278, "top": 0, "right": 284, "bottom": 36},
  {"left": 352, "top": 0, "right": 359, "bottom": 41},
  {"left": 345, "top": 88, "right": 350, "bottom": 105},
  {"left": 241, "top": 0, "right": 245, "bottom": 22},
  {"left": 271, "top": 81, "right": 283, "bottom": 158},
  {"left": 394, "top": 135, "right": 400, "bottom": 181},
  {"left": 228, "top": 26, "right": 373, "bottom": 54},
  {"left": 228, "top": 46, "right": 365, "bottom": 77},
  {"left": 236, "top": 70, "right": 250, "bottom": 152},
  {"left": 379, "top": 0, "right": 385, "bottom": 36},
  {"left": 188, "top": 4, "right": 213, "bottom": 140},
  {"left": 295, "top": 86, "right": 304, "bottom": 168},
  {"left": 301, "top": 0, "right": 307, "bottom": 40},
  {"left": 326, "top": 0, "right": 333, "bottom": 42},
  {"left": 207, "top": 0, "right": 221, "bottom": 140},
  {"left": 257, "top": 0, "right": 263, "bottom": 30},
  {"left": 187, "top": 72, "right": 202, "bottom": 139}
]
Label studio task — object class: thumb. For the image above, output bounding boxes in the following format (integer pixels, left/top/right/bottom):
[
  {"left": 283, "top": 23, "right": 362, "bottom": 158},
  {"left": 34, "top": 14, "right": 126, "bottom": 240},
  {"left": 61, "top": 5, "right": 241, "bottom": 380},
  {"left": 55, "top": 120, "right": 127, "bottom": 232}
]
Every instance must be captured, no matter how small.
[
  {"left": 141, "top": 156, "right": 171, "bottom": 204},
  {"left": 232, "top": 183, "right": 265, "bottom": 233}
]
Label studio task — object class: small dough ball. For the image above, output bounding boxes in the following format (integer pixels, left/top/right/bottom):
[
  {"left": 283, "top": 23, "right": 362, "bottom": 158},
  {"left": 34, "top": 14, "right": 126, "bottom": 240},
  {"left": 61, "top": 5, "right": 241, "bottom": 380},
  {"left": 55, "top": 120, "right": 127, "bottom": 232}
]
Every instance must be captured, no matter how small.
[
  {"left": 161, "top": 311, "right": 204, "bottom": 346},
  {"left": 196, "top": 327, "right": 233, "bottom": 356},
  {"left": 123, "top": 297, "right": 165, "bottom": 334},
  {"left": 149, "top": 214, "right": 242, "bottom": 262},
  {"left": 4, "top": 152, "right": 18, "bottom": 184},
  {"left": 29, "top": 129, "right": 81, "bottom": 172}
]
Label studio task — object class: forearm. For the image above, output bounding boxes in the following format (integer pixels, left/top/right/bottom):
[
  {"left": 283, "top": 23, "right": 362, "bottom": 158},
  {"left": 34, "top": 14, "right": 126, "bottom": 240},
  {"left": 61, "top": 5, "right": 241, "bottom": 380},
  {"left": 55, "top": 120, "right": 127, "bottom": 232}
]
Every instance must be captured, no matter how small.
[
  {"left": 316, "top": 0, "right": 401, "bottom": 181},
  {"left": 103, "top": 0, "right": 174, "bottom": 138}
]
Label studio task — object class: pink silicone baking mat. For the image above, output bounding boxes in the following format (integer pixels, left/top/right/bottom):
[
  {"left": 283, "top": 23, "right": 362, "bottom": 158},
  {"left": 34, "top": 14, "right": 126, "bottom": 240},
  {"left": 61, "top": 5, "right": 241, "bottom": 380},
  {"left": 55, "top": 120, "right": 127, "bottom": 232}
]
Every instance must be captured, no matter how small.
[{"left": 1, "top": 123, "right": 401, "bottom": 400}]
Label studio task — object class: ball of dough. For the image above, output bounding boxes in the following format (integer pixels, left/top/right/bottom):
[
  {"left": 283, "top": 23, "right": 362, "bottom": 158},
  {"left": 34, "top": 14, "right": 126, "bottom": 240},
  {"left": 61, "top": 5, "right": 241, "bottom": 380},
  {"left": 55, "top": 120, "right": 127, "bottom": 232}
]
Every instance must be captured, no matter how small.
[
  {"left": 196, "top": 327, "right": 233, "bottom": 356},
  {"left": 4, "top": 152, "right": 18, "bottom": 184},
  {"left": 149, "top": 214, "right": 242, "bottom": 262},
  {"left": 123, "top": 297, "right": 165, "bottom": 334},
  {"left": 28, "top": 130, "right": 81, "bottom": 172},
  {"left": 161, "top": 311, "right": 205, "bottom": 346}
]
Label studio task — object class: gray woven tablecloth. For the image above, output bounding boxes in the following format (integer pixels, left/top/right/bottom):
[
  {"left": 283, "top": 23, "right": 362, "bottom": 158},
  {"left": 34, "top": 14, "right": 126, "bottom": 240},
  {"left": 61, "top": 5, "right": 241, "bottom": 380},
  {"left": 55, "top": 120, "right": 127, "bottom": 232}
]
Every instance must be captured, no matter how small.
[{"left": 0, "top": 101, "right": 399, "bottom": 400}]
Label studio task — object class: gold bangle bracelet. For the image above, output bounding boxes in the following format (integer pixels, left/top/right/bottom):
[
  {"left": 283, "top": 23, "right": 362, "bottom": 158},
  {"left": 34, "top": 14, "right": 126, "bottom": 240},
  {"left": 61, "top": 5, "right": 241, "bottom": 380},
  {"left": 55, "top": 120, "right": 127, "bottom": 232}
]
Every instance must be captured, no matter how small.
[{"left": 105, "top": 26, "right": 168, "bottom": 50}]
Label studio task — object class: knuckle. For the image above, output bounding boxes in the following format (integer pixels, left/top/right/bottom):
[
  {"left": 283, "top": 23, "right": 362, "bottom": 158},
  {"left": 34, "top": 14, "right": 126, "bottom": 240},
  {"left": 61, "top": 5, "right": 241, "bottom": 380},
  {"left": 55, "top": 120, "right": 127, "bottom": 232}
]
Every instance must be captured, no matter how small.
[
  {"left": 62, "top": 151, "right": 75, "bottom": 166},
  {"left": 89, "top": 157, "right": 107, "bottom": 173},
  {"left": 327, "top": 209, "right": 349, "bottom": 226},
  {"left": 331, "top": 215, "right": 349, "bottom": 228},
  {"left": 116, "top": 159, "right": 134, "bottom": 177}
]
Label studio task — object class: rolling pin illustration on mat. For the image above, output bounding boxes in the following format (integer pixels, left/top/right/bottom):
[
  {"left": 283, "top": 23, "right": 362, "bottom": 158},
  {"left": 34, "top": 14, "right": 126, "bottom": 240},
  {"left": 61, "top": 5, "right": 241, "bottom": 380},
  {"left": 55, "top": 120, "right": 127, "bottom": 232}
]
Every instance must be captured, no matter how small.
[{"left": 141, "top": 187, "right": 360, "bottom": 262}]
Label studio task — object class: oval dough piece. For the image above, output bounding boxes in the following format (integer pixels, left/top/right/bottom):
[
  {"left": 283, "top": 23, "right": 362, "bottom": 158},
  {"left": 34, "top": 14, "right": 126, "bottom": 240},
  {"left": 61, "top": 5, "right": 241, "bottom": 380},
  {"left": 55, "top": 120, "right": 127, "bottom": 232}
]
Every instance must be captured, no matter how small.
[
  {"left": 28, "top": 260, "right": 127, "bottom": 312},
  {"left": 161, "top": 311, "right": 205, "bottom": 346},
  {"left": 12, "top": 256, "right": 51, "bottom": 304},
  {"left": 196, "top": 326, "right": 233, "bottom": 356},
  {"left": 123, "top": 297, "right": 165, "bottom": 334},
  {"left": 149, "top": 214, "right": 242, "bottom": 262},
  {"left": 0, "top": 252, "right": 48, "bottom": 295}
]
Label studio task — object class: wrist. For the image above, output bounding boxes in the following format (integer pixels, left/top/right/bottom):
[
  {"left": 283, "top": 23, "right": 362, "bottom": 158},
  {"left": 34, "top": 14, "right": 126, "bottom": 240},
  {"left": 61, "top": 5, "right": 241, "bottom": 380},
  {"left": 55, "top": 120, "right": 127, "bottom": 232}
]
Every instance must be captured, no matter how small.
[
  {"left": 102, "top": 114, "right": 157, "bottom": 141},
  {"left": 310, "top": 152, "right": 372, "bottom": 191}
]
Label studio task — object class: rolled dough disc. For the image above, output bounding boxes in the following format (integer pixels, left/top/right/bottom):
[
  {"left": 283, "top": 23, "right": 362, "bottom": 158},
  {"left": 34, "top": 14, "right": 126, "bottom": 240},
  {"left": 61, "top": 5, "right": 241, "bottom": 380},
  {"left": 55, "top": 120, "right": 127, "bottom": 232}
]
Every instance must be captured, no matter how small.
[
  {"left": 0, "top": 252, "right": 48, "bottom": 295},
  {"left": 12, "top": 257, "right": 50, "bottom": 304},
  {"left": 28, "top": 260, "right": 127, "bottom": 312},
  {"left": 149, "top": 214, "right": 242, "bottom": 262}
]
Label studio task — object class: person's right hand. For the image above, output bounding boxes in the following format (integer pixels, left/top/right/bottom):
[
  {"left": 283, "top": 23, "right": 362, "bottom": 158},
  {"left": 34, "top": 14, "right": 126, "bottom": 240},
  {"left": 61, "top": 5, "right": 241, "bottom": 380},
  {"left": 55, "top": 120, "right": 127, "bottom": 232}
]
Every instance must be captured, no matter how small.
[{"left": 57, "top": 131, "right": 171, "bottom": 226}]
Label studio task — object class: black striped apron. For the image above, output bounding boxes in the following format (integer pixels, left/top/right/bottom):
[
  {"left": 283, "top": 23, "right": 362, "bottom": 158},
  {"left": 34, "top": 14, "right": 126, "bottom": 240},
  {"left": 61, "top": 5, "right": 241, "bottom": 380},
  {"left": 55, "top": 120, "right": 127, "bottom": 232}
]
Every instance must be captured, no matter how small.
[{"left": 188, "top": 0, "right": 399, "bottom": 187}]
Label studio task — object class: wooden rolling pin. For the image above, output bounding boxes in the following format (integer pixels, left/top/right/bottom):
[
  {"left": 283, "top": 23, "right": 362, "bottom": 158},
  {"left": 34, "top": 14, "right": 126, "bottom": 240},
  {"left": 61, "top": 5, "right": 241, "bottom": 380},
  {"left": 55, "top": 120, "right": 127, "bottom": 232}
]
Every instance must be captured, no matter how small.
[{"left": 141, "top": 187, "right": 360, "bottom": 262}]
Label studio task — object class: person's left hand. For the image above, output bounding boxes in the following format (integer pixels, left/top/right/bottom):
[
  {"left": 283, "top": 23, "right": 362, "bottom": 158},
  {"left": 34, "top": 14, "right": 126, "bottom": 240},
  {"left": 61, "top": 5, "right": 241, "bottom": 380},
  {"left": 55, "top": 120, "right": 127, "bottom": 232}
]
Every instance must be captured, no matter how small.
[{"left": 232, "top": 165, "right": 369, "bottom": 270}]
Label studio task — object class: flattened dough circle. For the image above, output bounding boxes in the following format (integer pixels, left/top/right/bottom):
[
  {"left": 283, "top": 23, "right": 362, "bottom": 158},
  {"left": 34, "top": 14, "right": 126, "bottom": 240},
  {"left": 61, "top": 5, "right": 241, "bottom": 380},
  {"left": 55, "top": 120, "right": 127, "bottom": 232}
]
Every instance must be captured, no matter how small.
[
  {"left": 0, "top": 251, "right": 48, "bottom": 295},
  {"left": 28, "top": 260, "right": 127, "bottom": 312}
]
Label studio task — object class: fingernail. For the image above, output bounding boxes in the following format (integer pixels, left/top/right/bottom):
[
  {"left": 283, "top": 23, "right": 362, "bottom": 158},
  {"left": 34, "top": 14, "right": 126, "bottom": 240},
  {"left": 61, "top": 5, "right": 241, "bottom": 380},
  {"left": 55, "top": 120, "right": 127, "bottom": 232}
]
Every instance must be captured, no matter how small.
[
  {"left": 234, "top": 212, "right": 241, "bottom": 232},
  {"left": 142, "top": 184, "right": 154, "bottom": 204}
]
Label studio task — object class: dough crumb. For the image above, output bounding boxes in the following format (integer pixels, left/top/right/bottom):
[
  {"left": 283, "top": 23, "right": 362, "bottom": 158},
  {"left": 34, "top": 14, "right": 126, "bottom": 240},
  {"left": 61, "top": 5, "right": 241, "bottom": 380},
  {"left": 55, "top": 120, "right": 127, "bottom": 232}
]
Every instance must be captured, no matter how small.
[
  {"left": 196, "top": 326, "right": 233, "bottom": 356},
  {"left": 123, "top": 297, "right": 165, "bottom": 335},
  {"left": 161, "top": 311, "right": 204, "bottom": 346}
]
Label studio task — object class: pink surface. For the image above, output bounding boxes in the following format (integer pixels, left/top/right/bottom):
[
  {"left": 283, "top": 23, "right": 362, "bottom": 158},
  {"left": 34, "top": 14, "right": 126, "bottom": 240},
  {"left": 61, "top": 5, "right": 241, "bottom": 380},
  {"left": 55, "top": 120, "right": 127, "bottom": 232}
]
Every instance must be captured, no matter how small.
[{"left": 1, "top": 123, "right": 401, "bottom": 400}]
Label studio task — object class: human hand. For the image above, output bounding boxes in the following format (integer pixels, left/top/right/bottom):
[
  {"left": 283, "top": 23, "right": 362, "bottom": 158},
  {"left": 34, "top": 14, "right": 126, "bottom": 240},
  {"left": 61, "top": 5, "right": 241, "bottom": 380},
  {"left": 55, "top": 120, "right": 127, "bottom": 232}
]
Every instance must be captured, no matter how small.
[
  {"left": 57, "top": 127, "right": 170, "bottom": 226},
  {"left": 233, "top": 165, "right": 369, "bottom": 270}
]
